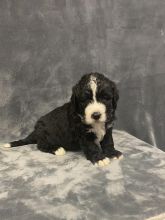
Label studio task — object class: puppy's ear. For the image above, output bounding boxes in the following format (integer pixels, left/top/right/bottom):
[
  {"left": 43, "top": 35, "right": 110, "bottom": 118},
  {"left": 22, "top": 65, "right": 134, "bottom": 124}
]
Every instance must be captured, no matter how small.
[
  {"left": 70, "top": 84, "right": 79, "bottom": 113},
  {"left": 112, "top": 82, "right": 119, "bottom": 110}
]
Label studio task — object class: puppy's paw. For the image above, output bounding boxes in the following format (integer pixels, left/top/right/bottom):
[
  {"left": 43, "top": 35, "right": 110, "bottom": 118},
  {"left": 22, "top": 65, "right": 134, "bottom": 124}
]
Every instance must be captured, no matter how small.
[
  {"left": 113, "top": 154, "right": 124, "bottom": 160},
  {"left": 95, "top": 157, "right": 110, "bottom": 167},
  {"left": 118, "top": 154, "right": 124, "bottom": 160},
  {"left": 106, "top": 150, "right": 123, "bottom": 160},
  {"left": 0, "top": 143, "right": 11, "bottom": 148},
  {"left": 54, "top": 147, "right": 66, "bottom": 156}
]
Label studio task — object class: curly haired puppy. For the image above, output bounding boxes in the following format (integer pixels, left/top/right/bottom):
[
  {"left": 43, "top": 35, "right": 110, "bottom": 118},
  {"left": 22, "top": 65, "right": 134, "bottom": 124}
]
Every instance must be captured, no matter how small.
[{"left": 3, "top": 73, "right": 123, "bottom": 167}]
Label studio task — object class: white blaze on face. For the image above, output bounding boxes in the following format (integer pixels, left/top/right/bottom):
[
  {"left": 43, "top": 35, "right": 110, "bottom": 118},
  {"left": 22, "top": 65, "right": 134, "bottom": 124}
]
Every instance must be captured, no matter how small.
[
  {"left": 84, "top": 76, "right": 106, "bottom": 125},
  {"left": 90, "top": 76, "right": 97, "bottom": 102}
]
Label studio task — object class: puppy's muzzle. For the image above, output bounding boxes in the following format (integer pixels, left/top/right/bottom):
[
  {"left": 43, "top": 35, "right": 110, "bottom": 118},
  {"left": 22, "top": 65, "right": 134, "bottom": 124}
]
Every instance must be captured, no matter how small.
[{"left": 91, "top": 112, "right": 101, "bottom": 120}]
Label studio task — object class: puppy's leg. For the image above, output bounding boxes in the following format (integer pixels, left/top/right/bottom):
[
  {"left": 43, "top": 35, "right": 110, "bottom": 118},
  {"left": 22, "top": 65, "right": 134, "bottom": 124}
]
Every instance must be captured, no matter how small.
[
  {"left": 37, "top": 139, "right": 55, "bottom": 154},
  {"left": 35, "top": 125, "right": 66, "bottom": 155},
  {"left": 100, "top": 128, "right": 123, "bottom": 159},
  {"left": 38, "top": 142, "right": 66, "bottom": 156},
  {"left": 80, "top": 139, "right": 110, "bottom": 167}
]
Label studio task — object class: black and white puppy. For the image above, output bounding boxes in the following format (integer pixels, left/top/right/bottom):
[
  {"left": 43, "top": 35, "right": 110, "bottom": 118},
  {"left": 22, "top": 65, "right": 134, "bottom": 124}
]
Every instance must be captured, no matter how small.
[{"left": 3, "top": 72, "right": 122, "bottom": 167}]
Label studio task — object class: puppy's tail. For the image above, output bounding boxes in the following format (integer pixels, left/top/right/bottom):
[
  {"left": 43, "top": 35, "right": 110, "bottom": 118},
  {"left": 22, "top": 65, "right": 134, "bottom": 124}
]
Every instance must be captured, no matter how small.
[{"left": 1, "top": 131, "right": 37, "bottom": 149}]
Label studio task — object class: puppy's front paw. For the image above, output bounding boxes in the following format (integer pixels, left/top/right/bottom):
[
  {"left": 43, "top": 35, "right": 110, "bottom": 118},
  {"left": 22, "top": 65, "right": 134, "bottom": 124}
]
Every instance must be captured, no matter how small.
[
  {"left": 105, "top": 149, "right": 123, "bottom": 160},
  {"left": 115, "top": 154, "right": 123, "bottom": 160},
  {"left": 54, "top": 147, "right": 66, "bottom": 156},
  {"left": 95, "top": 157, "right": 110, "bottom": 167}
]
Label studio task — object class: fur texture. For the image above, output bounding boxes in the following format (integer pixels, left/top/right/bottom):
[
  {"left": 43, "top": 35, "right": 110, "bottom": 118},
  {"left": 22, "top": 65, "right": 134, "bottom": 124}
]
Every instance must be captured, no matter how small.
[{"left": 4, "top": 73, "right": 122, "bottom": 166}]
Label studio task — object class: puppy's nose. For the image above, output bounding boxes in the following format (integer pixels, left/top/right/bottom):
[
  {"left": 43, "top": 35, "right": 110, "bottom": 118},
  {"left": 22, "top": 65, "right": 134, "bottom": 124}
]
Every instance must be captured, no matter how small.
[{"left": 91, "top": 112, "right": 101, "bottom": 120}]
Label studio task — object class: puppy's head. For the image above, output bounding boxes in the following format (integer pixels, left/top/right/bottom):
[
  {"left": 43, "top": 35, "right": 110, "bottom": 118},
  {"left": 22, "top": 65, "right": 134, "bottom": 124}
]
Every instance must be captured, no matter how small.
[{"left": 71, "top": 73, "right": 119, "bottom": 125}]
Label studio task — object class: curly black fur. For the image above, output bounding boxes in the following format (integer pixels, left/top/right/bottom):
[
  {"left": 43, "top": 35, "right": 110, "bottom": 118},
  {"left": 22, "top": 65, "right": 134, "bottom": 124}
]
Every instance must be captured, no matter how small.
[{"left": 9, "top": 72, "right": 122, "bottom": 164}]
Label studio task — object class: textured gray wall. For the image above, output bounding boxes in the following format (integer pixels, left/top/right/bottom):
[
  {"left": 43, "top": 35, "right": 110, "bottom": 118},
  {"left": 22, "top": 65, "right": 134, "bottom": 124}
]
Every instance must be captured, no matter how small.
[{"left": 0, "top": 0, "right": 165, "bottom": 150}]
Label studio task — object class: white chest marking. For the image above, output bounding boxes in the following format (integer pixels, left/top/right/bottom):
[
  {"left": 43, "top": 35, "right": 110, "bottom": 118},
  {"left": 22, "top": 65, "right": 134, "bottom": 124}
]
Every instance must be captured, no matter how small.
[{"left": 89, "top": 122, "right": 106, "bottom": 146}]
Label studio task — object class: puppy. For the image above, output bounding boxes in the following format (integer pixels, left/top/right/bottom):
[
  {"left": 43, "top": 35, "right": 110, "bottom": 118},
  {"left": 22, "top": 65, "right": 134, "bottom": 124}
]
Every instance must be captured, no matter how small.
[{"left": 3, "top": 72, "right": 122, "bottom": 167}]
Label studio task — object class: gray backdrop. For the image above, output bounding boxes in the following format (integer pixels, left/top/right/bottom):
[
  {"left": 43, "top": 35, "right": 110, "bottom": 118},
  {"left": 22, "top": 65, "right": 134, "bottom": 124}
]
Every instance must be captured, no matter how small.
[{"left": 0, "top": 0, "right": 165, "bottom": 150}]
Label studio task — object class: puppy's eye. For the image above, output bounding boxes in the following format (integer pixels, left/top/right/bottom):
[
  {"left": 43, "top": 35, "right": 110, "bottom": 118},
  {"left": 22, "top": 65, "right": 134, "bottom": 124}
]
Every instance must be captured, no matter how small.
[
  {"left": 80, "top": 96, "right": 89, "bottom": 102},
  {"left": 80, "top": 91, "right": 91, "bottom": 102},
  {"left": 80, "top": 97, "right": 87, "bottom": 102},
  {"left": 102, "top": 94, "right": 112, "bottom": 100}
]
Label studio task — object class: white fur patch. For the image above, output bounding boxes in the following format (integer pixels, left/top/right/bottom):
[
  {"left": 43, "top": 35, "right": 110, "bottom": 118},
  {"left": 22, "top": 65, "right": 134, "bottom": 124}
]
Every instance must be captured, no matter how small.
[
  {"left": 90, "top": 76, "right": 97, "bottom": 102},
  {"left": 84, "top": 75, "right": 106, "bottom": 125},
  {"left": 95, "top": 157, "right": 110, "bottom": 167},
  {"left": 54, "top": 147, "right": 66, "bottom": 156},
  {"left": 3, "top": 143, "right": 11, "bottom": 148},
  {"left": 88, "top": 122, "right": 106, "bottom": 145}
]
